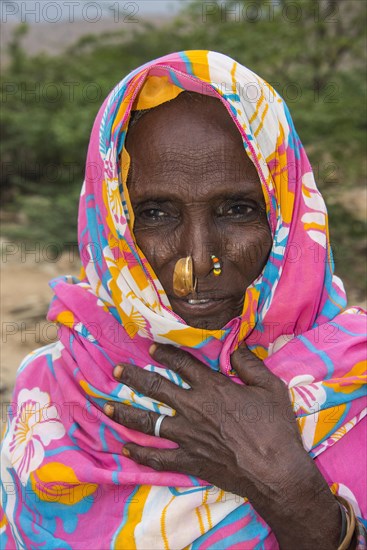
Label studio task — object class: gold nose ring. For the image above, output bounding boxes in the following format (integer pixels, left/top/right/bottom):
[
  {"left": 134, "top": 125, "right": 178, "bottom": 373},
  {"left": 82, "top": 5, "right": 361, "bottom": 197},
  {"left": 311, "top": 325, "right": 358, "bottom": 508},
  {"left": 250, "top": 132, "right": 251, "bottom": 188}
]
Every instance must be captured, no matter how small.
[
  {"left": 173, "top": 254, "right": 222, "bottom": 297},
  {"left": 173, "top": 256, "right": 197, "bottom": 297}
]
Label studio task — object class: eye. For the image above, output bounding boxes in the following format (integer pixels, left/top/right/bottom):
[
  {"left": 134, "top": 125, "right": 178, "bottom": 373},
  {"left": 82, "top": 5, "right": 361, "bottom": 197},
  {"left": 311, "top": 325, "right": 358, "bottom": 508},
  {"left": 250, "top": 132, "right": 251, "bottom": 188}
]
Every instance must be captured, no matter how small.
[
  {"left": 134, "top": 202, "right": 179, "bottom": 227},
  {"left": 140, "top": 208, "right": 167, "bottom": 221},
  {"left": 226, "top": 204, "right": 254, "bottom": 216},
  {"left": 217, "top": 201, "right": 258, "bottom": 220}
]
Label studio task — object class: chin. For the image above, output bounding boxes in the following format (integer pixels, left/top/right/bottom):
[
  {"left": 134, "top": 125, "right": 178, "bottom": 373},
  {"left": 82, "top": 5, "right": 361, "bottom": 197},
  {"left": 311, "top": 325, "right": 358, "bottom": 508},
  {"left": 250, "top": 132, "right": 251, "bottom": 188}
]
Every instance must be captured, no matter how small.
[
  {"left": 180, "top": 314, "right": 236, "bottom": 331},
  {"left": 169, "top": 297, "right": 244, "bottom": 331},
  {"left": 189, "top": 319, "right": 223, "bottom": 330}
]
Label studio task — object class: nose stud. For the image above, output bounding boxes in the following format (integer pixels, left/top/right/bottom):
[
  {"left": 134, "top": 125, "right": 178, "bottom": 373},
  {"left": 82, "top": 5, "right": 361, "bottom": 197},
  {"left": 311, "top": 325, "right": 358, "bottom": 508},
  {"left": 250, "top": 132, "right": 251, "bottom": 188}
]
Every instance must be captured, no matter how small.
[
  {"left": 211, "top": 255, "right": 222, "bottom": 276},
  {"left": 173, "top": 256, "right": 197, "bottom": 297}
]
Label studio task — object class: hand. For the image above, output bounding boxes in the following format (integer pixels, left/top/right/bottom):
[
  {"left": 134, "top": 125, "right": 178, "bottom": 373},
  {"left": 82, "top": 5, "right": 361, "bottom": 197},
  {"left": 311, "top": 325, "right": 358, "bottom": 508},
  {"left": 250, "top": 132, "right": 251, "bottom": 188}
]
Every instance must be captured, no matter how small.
[{"left": 104, "top": 343, "right": 341, "bottom": 549}]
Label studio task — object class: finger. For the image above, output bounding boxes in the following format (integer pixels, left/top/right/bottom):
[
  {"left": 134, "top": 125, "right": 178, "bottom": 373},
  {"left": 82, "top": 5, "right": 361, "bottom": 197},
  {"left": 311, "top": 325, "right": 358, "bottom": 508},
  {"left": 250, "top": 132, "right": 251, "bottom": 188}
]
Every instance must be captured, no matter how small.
[
  {"left": 103, "top": 402, "right": 180, "bottom": 442},
  {"left": 230, "top": 343, "right": 277, "bottom": 387},
  {"left": 122, "top": 444, "right": 182, "bottom": 473},
  {"left": 113, "top": 363, "right": 186, "bottom": 410},
  {"left": 149, "top": 343, "right": 209, "bottom": 386}
]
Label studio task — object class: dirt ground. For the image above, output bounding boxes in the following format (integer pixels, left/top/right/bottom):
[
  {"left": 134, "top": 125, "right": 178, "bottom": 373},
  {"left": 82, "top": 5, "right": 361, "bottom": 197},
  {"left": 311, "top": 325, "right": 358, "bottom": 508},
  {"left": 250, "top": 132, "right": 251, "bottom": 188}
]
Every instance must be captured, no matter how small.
[{"left": 1, "top": 247, "right": 80, "bottom": 427}]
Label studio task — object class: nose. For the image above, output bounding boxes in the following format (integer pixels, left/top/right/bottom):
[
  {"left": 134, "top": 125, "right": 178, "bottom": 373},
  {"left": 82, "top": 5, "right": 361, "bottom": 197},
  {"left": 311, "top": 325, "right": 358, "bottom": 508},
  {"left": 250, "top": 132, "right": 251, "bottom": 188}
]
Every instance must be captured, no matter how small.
[{"left": 185, "top": 216, "right": 218, "bottom": 280}]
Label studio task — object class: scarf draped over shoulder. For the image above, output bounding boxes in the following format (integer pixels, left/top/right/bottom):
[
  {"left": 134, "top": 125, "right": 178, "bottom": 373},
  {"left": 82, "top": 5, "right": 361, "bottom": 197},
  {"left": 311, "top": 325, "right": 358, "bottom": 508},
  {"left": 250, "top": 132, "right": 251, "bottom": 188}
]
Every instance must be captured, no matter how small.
[{"left": 1, "top": 50, "right": 366, "bottom": 550}]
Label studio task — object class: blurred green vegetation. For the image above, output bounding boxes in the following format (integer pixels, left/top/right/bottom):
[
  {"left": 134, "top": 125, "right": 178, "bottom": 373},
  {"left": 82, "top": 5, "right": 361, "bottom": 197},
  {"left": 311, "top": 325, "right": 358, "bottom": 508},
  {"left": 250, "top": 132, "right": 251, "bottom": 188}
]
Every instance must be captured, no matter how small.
[{"left": 1, "top": 0, "right": 366, "bottom": 300}]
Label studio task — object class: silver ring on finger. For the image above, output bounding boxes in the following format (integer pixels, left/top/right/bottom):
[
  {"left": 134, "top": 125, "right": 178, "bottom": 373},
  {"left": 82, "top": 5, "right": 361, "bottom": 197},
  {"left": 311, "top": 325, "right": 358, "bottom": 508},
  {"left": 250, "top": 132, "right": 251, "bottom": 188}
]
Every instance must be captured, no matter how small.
[{"left": 154, "top": 414, "right": 166, "bottom": 438}]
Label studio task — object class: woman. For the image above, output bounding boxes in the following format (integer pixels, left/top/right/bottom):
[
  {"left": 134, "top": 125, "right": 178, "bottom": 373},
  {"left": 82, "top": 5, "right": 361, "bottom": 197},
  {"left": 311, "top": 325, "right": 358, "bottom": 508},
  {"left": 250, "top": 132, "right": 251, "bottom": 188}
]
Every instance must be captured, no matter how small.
[{"left": 1, "top": 51, "right": 366, "bottom": 549}]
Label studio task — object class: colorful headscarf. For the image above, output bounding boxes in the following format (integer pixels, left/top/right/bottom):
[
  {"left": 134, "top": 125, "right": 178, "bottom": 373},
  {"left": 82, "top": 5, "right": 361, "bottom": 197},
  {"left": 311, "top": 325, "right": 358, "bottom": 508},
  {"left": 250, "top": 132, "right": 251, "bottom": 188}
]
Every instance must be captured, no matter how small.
[{"left": 1, "top": 51, "right": 366, "bottom": 549}]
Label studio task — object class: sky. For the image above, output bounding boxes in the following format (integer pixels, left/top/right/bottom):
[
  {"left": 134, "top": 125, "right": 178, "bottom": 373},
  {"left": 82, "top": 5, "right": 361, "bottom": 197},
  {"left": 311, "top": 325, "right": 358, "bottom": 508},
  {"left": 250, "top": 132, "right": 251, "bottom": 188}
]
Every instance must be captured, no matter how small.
[{"left": 2, "top": 0, "right": 184, "bottom": 23}]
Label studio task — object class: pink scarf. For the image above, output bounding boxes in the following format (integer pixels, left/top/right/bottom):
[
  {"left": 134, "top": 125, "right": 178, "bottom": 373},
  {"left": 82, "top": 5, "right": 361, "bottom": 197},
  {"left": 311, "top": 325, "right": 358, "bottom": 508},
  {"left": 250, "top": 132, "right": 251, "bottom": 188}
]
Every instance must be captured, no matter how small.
[{"left": 1, "top": 50, "right": 366, "bottom": 549}]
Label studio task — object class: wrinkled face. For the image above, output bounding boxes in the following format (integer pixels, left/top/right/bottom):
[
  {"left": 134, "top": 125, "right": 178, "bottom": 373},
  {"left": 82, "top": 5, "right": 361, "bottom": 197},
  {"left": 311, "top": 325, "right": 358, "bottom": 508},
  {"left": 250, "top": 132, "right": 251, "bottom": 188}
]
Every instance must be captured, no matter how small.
[{"left": 126, "top": 93, "right": 272, "bottom": 330}]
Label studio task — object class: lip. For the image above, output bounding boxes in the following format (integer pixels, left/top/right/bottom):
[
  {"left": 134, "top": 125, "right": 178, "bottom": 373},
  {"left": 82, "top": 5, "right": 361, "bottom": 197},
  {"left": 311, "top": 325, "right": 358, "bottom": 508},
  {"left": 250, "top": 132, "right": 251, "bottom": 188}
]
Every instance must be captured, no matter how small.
[{"left": 169, "top": 295, "right": 231, "bottom": 317}]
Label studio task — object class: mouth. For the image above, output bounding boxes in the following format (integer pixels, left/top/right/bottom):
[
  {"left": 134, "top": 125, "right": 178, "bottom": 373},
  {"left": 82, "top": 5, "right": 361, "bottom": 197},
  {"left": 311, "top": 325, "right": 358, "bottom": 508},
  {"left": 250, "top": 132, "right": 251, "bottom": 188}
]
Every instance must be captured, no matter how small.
[
  {"left": 187, "top": 298, "right": 211, "bottom": 305},
  {"left": 168, "top": 293, "right": 233, "bottom": 317}
]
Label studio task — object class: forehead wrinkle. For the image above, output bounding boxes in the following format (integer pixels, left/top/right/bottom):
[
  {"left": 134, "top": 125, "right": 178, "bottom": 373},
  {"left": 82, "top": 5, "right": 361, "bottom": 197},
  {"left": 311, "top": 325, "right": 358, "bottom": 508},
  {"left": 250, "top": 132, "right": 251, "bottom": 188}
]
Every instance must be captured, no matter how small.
[
  {"left": 138, "top": 141, "right": 246, "bottom": 162},
  {"left": 130, "top": 147, "right": 253, "bottom": 179},
  {"left": 129, "top": 176, "right": 264, "bottom": 202},
  {"left": 129, "top": 166, "right": 258, "bottom": 200},
  {"left": 128, "top": 152, "right": 263, "bottom": 201},
  {"left": 126, "top": 95, "right": 263, "bottom": 202}
]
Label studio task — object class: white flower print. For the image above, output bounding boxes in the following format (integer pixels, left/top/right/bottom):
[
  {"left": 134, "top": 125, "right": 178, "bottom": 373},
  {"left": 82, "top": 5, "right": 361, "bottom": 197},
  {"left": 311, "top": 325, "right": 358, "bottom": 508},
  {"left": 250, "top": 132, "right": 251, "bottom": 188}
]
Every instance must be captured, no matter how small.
[
  {"left": 301, "top": 172, "right": 327, "bottom": 248},
  {"left": 8, "top": 387, "right": 65, "bottom": 484}
]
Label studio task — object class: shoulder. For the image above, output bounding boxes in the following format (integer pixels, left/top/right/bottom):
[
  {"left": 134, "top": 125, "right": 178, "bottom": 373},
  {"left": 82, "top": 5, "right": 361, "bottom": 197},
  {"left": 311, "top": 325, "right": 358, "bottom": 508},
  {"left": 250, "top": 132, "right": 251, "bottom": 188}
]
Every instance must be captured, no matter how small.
[
  {"left": 6, "top": 341, "right": 66, "bottom": 410},
  {"left": 16, "top": 340, "right": 64, "bottom": 377},
  {"left": 2, "top": 340, "right": 68, "bottom": 464}
]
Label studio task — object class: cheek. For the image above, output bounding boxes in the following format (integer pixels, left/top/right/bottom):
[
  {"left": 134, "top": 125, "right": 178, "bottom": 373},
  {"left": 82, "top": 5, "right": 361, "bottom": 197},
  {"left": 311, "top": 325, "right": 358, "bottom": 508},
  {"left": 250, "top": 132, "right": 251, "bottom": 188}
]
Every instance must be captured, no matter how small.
[
  {"left": 224, "top": 224, "right": 272, "bottom": 276},
  {"left": 133, "top": 227, "right": 179, "bottom": 271},
  {"left": 133, "top": 221, "right": 273, "bottom": 288}
]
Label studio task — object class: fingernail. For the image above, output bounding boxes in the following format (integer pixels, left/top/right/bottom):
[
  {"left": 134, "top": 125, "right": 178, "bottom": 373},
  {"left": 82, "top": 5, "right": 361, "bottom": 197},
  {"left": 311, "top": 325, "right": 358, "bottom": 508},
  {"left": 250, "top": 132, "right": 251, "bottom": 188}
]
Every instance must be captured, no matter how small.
[
  {"left": 149, "top": 343, "right": 157, "bottom": 356},
  {"left": 113, "top": 364, "right": 124, "bottom": 379},
  {"left": 104, "top": 403, "right": 114, "bottom": 417},
  {"left": 122, "top": 447, "right": 130, "bottom": 457}
]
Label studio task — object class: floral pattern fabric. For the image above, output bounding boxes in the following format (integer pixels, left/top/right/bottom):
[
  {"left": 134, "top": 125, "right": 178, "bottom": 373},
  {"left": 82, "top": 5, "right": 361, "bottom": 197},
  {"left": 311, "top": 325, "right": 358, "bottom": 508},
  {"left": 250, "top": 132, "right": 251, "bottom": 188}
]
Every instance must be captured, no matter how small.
[{"left": 1, "top": 50, "right": 366, "bottom": 549}]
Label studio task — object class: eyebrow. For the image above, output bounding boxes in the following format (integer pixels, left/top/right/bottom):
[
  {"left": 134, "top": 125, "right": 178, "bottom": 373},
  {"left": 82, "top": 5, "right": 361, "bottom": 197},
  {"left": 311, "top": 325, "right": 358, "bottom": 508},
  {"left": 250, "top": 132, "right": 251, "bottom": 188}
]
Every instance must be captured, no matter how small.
[{"left": 130, "top": 190, "right": 264, "bottom": 205}]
